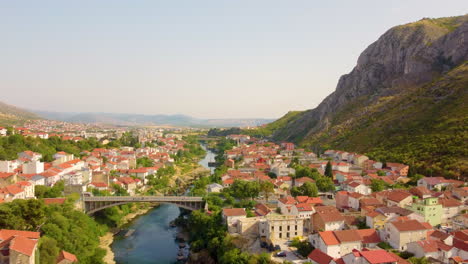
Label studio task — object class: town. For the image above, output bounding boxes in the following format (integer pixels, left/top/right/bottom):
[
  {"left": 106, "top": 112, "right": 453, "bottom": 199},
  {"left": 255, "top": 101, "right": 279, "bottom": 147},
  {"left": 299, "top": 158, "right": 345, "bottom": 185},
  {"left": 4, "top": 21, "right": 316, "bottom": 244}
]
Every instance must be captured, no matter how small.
[
  {"left": 198, "top": 134, "right": 467, "bottom": 264},
  {"left": 0, "top": 121, "right": 209, "bottom": 264},
  {"left": 0, "top": 122, "right": 467, "bottom": 264}
]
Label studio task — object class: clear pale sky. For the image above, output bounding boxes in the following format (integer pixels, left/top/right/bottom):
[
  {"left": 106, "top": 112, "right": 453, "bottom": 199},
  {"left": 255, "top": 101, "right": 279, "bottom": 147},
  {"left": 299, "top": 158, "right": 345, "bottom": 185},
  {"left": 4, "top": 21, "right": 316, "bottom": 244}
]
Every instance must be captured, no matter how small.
[{"left": 1, "top": 1, "right": 466, "bottom": 119}]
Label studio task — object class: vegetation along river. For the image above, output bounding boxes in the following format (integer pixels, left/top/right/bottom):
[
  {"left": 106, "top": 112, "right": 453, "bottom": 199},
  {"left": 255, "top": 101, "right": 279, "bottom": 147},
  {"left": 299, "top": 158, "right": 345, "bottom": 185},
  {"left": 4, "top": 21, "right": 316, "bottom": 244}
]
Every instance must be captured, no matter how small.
[{"left": 111, "top": 146, "right": 215, "bottom": 264}]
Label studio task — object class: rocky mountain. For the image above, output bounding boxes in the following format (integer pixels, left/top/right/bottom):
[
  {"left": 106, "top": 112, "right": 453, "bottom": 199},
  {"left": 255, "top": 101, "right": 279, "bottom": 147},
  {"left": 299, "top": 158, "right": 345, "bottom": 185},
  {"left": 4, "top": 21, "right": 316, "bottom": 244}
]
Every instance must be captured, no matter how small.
[
  {"left": 259, "top": 15, "right": 468, "bottom": 178},
  {"left": 0, "top": 101, "right": 41, "bottom": 125},
  {"left": 35, "top": 111, "right": 273, "bottom": 128}
]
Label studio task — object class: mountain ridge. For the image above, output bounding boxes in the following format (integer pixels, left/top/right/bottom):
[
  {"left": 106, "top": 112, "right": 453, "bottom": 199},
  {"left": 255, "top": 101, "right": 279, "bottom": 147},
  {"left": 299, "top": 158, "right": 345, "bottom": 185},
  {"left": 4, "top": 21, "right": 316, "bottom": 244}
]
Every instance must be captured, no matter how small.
[
  {"left": 0, "top": 101, "right": 41, "bottom": 126},
  {"left": 34, "top": 110, "right": 274, "bottom": 128},
  {"left": 254, "top": 15, "right": 468, "bottom": 178}
]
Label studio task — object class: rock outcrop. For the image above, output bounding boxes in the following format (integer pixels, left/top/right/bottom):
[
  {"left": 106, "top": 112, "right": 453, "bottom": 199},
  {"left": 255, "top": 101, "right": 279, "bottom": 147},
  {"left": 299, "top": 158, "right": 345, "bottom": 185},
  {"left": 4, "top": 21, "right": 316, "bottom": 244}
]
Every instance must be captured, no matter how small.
[{"left": 272, "top": 15, "right": 468, "bottom": 142}]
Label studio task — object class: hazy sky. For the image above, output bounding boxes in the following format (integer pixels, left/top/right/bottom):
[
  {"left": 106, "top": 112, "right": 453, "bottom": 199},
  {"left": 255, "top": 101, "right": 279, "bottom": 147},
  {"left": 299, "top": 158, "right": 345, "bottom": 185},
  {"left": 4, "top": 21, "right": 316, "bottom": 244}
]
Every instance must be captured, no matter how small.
[{"left": 1, "top": 1, "right": 466, "bottom": 119}]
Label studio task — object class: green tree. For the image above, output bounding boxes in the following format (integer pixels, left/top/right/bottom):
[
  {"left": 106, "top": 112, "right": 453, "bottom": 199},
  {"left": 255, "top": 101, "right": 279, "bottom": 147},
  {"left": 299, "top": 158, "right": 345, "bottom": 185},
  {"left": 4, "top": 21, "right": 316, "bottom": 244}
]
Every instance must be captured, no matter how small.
[
  {"left": 290, "top": 238, "right": 314, "bottom": 257},
  {"left": 259, "top": 181, "right": 274, "bottom": 202},
  {"left": 136, "top": 157, "right": 154, "bottom": 167},
  {"left": 408, "top": 257, "right": 429, "bottom": 264},
  {"left": 229, "top": 180, "right": 260, "bottom": 200},
  {"left": 39, "top": 236, "right": 60, "bottom": 264},
  {"left": 324, "top": 161, "right": 333, "bottom": 178},
  {"left": 315, "top": 176, "right": 335, "bottom": 192},
  {"left": 291, "top": 182, "right": 319, "bottom": 197},
  {"left": 301, "top": 182, "right": 319, "bottom": 197},
  {"left": 370, "top": 179, "right": 386, "bottom": 192}
]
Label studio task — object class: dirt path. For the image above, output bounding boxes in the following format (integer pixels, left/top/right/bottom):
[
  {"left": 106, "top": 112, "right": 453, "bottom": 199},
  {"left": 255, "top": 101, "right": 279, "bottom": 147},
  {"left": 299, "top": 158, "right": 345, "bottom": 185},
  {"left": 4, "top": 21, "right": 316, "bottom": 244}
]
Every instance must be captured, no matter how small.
[{"left": 100, "top": 232, "right": 116, "bottom": 264}]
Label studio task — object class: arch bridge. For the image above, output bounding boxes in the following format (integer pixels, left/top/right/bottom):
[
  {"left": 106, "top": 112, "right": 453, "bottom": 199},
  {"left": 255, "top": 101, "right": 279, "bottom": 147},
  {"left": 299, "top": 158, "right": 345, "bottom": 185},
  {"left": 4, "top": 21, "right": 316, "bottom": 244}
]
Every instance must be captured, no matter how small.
[{"left": 82, "top": 195, "right": 206, "bottom": 214}]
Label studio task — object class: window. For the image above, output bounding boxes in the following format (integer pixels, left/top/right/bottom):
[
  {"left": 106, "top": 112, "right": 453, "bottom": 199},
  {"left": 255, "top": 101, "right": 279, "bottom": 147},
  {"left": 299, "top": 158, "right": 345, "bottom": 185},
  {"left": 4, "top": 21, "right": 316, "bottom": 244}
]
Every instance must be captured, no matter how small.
[
  {"left": 287, "top": 226, "right": 290, "bottom": 231},
  {"left": 295, "top": 225, "right": 298, "bottom": 230},
  {"left": 271, "top": 226, "right": 274, "bottom": 231},
  {"left": 287, "top": 232, "right": 290, "bottom": 238},
  {"left": 279, "top": 233, "right": 282, "bottom": 239},
  {"left": 279, "top": 226, "right": 282, "bottom": 232}
]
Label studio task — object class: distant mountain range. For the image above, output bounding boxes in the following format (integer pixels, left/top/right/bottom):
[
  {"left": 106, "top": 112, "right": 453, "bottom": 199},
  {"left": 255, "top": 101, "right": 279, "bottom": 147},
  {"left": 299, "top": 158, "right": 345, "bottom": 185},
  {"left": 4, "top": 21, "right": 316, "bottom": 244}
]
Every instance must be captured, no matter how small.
[
  {"left": 251, "top": 15, "right": 468, "bottom": 178},
  {"left": 33, "top": 111, "right": 273, "bottom": 128},
  {"left": 0, "top": 101, "right": 41, "bottom": 126}
]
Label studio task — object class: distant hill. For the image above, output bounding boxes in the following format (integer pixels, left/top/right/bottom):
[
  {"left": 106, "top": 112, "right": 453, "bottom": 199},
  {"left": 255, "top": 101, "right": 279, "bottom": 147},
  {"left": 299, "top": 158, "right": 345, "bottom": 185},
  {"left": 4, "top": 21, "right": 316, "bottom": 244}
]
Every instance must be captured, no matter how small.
[
  {"left": 252, "top": 15, "right": 468, "bottom": 178},
  {"left": 0, "top": 101, "right": 41, "bottom": 126},
  {"left": 34, "top": 111, "right": 273, "bottom": 128}
]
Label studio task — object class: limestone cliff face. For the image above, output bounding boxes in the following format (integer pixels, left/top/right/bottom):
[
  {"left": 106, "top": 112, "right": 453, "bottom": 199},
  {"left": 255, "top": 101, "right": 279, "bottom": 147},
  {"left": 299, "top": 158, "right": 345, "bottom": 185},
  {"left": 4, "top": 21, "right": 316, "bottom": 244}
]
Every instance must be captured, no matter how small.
[{"left": 272, "top": 15, "right": 468, "bottom": 142}]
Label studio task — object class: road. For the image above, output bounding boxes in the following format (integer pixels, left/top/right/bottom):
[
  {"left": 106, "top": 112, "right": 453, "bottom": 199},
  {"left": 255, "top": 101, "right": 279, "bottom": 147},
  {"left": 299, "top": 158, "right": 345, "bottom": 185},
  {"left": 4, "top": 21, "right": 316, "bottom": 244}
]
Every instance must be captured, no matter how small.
[{"left": 270, "top": 240, "right": 309, "bottom": 264}]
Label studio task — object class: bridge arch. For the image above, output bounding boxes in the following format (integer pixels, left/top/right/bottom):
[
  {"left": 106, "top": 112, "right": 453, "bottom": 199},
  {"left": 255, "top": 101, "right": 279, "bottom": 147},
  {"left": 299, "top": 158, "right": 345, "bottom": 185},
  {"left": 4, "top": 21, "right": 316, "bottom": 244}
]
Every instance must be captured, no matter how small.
[{"left": 82, "top": 196, "right": 206, "bottom": 215}]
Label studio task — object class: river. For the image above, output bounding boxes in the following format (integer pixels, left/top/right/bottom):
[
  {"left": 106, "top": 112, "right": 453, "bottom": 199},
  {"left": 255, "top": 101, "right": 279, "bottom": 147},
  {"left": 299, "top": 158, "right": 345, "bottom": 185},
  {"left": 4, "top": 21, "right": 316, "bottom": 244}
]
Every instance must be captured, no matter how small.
[{"left": 111, "top": 145, "right": 215, "bottom": 264}]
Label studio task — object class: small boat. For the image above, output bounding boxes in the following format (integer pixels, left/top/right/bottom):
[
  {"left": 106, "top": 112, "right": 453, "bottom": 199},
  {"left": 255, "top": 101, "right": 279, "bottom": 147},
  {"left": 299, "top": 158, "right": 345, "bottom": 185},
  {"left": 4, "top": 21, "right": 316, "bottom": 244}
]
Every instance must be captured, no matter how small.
[
  {"left": 179, "top": 242, "right": 186, "bottom": 248},
  {"left": 169, "top": 221, "right": 177, "bottom": 228},
  {"left": 123, "top": 229, "right": 135, "bottom": 238}
]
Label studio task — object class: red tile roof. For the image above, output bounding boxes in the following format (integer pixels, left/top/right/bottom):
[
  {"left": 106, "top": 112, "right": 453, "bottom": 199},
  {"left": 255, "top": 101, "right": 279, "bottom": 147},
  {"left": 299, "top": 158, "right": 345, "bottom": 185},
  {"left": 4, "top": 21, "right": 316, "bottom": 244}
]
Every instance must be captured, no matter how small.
[
  {"left": 307, "top": 249, "right": 333, "bottom": 264},
  {"left": 319, "top": 231, "right": 339, "bottom": 245},
  {"left": 438, "top": 198, "right": 462, "bottom": 207},
  {"left": 4, "top": 185, "right": 24, "bottom": 195},
  {"left": 57, "top": 250, "right": 78, "bottom": 263},
  {"left": 360, "top": 250, "right": 397, "bottom": 264},
  {"left": 315, "top": 206, "right": 345, "bottom": 223},
  {"left": 222, "top": 208, "right": 246, "bottom": 217},
  {"left": 417, "top": 240, "right": 438, "bottom": 252},
  {"left": 43, "top": 198, "right": 67, "bottom": 205},
  {"left": 254, "top": 203, "right": 271, "bottom": 216},
  {"left": 295, "top": 203, "right": 313, "bottom": 212},
  {"left": 279, "top": 196, "right": 296, "bottom": 205},
  {"left": 334, "top": 230, "right": 361, "bottom": 242},
  {"left": 0, "top": 230, "right": 40, "bottom": 240},
  {"left": 0, "top": 172, "right": 15, "bottom": 179},
  {"left": 386, "top": 190, "right": 411, "bottom": 202},
  {"left": 356, "top": 229, "right": 381, "bottom": 244},
  {"left": 90, "top": 182, "right": 108, "bottom": 188},
  {"left": 452, "top": 229, "right": 468, "bottom": 251},
  {"left": 9, "top": 236, "right": 38, "bottom": 256},
  {"left": 391, "top": 219, "right": 430, "bottom": 232}
]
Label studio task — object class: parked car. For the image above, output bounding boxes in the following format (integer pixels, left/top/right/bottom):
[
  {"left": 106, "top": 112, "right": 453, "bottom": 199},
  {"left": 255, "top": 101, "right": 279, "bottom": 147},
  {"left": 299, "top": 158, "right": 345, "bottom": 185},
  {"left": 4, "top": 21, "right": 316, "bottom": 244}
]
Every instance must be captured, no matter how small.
[
  {"left": 268, "top": 244, "right": 275, "bottom": 252},
  {"left": 276, "top": 251, "right": 287, "bottom": 257},
  {"left": 274, "top": 245, "right": 281, "bottom": 251}
]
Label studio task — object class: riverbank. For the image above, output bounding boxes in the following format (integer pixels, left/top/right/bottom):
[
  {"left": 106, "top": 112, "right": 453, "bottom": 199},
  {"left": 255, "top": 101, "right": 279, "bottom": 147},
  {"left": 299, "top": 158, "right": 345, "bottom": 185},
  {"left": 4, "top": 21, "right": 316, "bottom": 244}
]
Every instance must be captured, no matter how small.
[{"left": 99, "top": 206, "right": 153, "bottom": 264}]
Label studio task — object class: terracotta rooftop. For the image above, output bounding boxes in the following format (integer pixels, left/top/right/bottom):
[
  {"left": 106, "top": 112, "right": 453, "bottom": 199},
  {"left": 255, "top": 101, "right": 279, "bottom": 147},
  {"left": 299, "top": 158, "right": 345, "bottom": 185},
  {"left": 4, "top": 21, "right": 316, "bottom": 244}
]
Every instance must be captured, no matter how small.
[
  {"left": 417, "top": 240, "right": 438, "bottom": 252},
  {"left": 254, "top": 203, "right": 271, "bottom": 216},
  {"left": 409, "top": 186, "right": 432, "bottom": 197},
  {"left": 390, "top": 219, "right": 430, "bottom": 232},
  {"left": 43, "top": 198, "right": 67, "bottom": 205},
  {"left": 438, "top": 198, "right": 462, "bottom": 207},
  {"left": 386, "top": 190, "right": 411, "bottom": 202},
  {"left": 319, "top": 231, "right": 339, "bottom": 245},
  {"left": 295, "top": 203, "right": 313, "bottom": 212},
  {"left": 334, "top": 230, "right": 361, "bottom": 242},
  {"left": 315, "top": 206, "right": 345, "bottom": 223},
  {"left": 360, "top": 249, "right": 397, "bottom": 264},
  {"left": 356, "top": 229, "right": 381, "bottom": 244},
  {"left": 0, "top": 230, "right": 40, "bottom": 241},
  {"left": 222, "top": 208, "right": 246, "bottom": 217},
  {"left": 57, "top": 250, "right": 78, "bottom": 263},
  {"left": 279, "top": 196, "right": 296, "bottom": 205},
  {"left": 307, "top": 249, "right": 333, "bottom": 264},
  {"left": 9, "top": 236, "right": 38, "bottom": 256}
]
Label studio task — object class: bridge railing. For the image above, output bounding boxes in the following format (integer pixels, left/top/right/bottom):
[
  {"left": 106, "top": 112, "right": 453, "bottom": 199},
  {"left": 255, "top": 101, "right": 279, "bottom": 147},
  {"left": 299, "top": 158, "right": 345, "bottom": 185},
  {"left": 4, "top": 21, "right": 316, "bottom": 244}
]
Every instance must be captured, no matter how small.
[{"left": 83, "top": 196, "right": 204, "bottom": 202}]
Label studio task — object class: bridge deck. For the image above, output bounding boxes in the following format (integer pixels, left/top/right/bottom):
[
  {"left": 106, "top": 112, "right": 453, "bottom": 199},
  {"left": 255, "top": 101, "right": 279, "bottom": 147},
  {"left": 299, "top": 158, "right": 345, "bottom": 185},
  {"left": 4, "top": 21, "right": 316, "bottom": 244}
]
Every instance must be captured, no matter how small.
[{"left": 83, "top": 196, "right": 204, "bottom": 202}]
